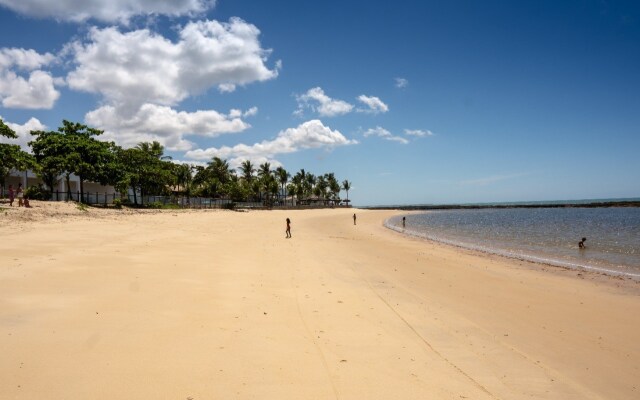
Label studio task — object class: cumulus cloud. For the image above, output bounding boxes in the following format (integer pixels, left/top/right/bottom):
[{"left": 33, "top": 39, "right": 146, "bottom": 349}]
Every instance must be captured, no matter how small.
[
  {"left": 0, "top": 48, "right": 60, "bottom": 109},
  {"left": 0, "top": 117, "right": 47, "bottom": 151},
  {"left": 357, "top": 95, "right": 388, "bottom": 114},
  {"left": 184, "top": 119, "right": 357, "bottom": 166},
  {"left": 0, "top": 0, "right": 215, "bottom": 23},
  {"left": 0, "top": 48, "right": 55, "bottom": 70},
  {"left": 295, "top": 87, "right": 354, "bottom": 117},
  {"left": 363, "top": 126, "right": 408, "bottom": 144},
  {"left": 404, "top": 129, "right": 434, "bottom": 137},
  {"left": 66, "top": 18, "right": 279, "bottom": 110},
  {"left": 395, "top": 77, "right": 408, "bottom": 88},
  {"left": 85, "top": 103, "right": 256, "bottom": 151}
]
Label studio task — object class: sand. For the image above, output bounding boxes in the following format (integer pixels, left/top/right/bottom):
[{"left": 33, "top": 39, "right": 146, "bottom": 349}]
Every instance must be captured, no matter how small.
[{"left": 1, "top": 202, "right": 639, "bottom": 399}]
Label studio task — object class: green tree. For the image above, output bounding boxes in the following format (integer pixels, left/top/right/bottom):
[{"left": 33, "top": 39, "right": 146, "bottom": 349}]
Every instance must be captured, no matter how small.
[
  {"left": 49, "top": 120, "right": 117, "bottom": 203},
  {"left": 136, "top": 141, "right": 171, "bottom": 160},
  {"left": 117, "top": 145, "right": 173, "bottom": 206},
  {"left": 275, "top": 166, "right": 290, "bottom": 205},
  {"left": 0, "top": 144, "right": 34, "bottom": 191},
  {"left": 342, "top": 180, "right": 352, "bottom": 203},
  {"left": 0, "top": 118, "right": 17, "bottom": 139},
  {"left": 238, "top": 160, "right": 255, "bottom": 183},
  {"left": 174, "top": 163, "right": 194, "bottom": 195},
  {"left": 30, "top": 129, "right": 71, "bottom": 195},
  {"left": 326, "top": 173, "right": 341, "bottom": 200}
]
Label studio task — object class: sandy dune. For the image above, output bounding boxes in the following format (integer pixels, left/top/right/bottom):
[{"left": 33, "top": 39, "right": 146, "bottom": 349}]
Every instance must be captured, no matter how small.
[{"left": 1, "top": 203, "right": 638, "bottom": 399}]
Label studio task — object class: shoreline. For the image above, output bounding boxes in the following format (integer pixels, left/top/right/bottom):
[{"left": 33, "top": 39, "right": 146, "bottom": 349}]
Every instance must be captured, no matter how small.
[
  {"left": 383, "top": 217, "right": 640, "bottom": 282},
  {"left": 1, "top": 205, "right": 639, "bottom": 399},
  {"left": 364, "top": 199, "right": 640, "bottom": 210}
]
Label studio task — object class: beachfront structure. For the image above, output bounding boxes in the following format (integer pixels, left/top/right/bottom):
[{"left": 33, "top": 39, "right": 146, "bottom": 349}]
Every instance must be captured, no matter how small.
[{"left": 2, "top": 168, "right": 116, "bottom": 199}]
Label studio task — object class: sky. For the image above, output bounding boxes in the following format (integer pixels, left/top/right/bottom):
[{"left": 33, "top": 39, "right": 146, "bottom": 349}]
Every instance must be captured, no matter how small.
[{"left": 1, "top": 0, "right": 639, "bottom": 206}]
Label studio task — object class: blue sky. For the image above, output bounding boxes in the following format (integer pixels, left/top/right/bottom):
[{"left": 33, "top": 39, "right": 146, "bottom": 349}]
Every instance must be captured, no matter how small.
[{"left": 1, "top": 0, "right": 639, "bottom": 205}]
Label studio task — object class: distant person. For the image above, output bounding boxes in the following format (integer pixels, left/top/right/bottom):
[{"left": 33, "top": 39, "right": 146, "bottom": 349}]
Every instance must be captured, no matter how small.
[
  {"left": 353, "top": 213, "right": 357, "bottom": 225},
  {"left": 579, "top": 237, "right": 586, "bottom": 249},
  {"left": 23, "top": 196, "right": 31, "bottom": 208},
  {"left": 402, "top": 216, "right": 406, "bottom": 228},
  {"left": 16, "top": 183, "right": 23, "bottom": 207},
  {"left": 285, "top": 218, "right": 291, "bottom": 238},
  {"left": 8, "top": 184, "right": 14, "bottom": 206}
]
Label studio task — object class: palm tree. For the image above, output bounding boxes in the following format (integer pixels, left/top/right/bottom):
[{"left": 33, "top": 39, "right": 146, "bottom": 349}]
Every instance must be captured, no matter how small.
[
  {"left": 136, "top": 141, "right": 171, "bottom": 160},
  {"left": 238, "top": 160, "right": 255, "bottom": 183},
  {"left": 316, "top": 175, "right": 328, "bottom": 200},
  {"left": 342, "top": 180, "right": 352, "bottom": 203},
  {"left": 208, "top": 157, "right": 231, "bottom": 184},
  {"left": 175, "top": 163, "right": 193, "bottom": 194},
  {"left": 275, "top": 166, "right": 290, "bottom": 205},
  {"left": 325, "top": 173, "right": 340, "bottom": 200},
  {"left": 258, "top": 162, "right": 271, "bottom": 179}
]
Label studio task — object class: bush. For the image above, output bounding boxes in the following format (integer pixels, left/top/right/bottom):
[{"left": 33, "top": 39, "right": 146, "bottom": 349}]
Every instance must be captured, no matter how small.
[
  {"left": 221, "top": 202, "right": 235, "bottom": 210},
  {"left": 148, "top": 201, "right": 164, "bottom": 209},
  {"left": 113, "top": 198, "right": 123, "bottom": 209},
  {"left": 25, "top": 185, "right": 51, "bottom": 200}
]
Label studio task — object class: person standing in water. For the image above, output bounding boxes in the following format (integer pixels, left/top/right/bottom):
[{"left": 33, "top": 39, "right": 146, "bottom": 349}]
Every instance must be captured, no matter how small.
[
  {"left": 402, "top": 216, "right": 406, "bottom": 228},
  {"left": 353, "top": 213, "right": 356, "bottom": 225},
  {"left": 579, "top": 237, "right": 586, "bottom": 249},
  {"left": 285, "top": 218, "right": 291, "bottom": 238}
]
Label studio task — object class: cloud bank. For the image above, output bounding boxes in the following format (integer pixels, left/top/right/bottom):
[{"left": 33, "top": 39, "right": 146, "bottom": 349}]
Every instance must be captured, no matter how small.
[
  {"left": 0, "top": 48, "right": 59, "bottom": 109},
  {"left": 185, "top": 119, "right": 357, "bottom": 167}
]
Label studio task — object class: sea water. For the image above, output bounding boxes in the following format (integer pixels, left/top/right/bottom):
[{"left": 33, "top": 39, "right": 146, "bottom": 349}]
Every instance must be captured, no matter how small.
[{"left": 385, "top": 207, "right": 640, "bottom": 279}]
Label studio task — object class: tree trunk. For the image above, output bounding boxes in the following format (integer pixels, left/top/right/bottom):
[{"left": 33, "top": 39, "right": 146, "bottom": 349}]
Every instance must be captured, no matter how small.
[
  {"left": 79, "top": 176, "right": 85, "bottom": 203},
  {"left": 65, "top": 174, "right": 72, "bottom": 201}
]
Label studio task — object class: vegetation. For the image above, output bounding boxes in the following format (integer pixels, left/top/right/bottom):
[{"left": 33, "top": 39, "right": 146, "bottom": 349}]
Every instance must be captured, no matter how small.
[
  {"left": 2, "top": 119, "right": 353, "bottom": 207},
  {"left": 1, "top": 118, "right": 35, "bottom": 192}
]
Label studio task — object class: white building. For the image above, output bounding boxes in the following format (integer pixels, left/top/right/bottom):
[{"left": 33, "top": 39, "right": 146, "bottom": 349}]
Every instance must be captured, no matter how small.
[{"left": 3, "top": 169, "right": 116, "bottom": 201}]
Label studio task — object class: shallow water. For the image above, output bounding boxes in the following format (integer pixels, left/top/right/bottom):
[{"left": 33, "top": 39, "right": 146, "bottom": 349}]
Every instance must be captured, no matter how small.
[{"left": 385, "top": 208, "right": 640, "bottom": 279}]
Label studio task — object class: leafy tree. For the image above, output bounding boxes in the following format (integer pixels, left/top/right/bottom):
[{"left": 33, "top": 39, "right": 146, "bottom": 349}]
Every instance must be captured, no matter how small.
[
  {"left": 0, "top": 118, "right": 17, "bottom": 139},
  {"left": 118, "top": 143, "right": 174, "bottom": 205},
  {"left": 52, "top": 120, "right": 117, "bottom": 203},
  {"left": 0, "top": 143, "right": 34, "bottom": 191},
  {"left": 29, "top": 129, "right": 71, "bottom": 195}
]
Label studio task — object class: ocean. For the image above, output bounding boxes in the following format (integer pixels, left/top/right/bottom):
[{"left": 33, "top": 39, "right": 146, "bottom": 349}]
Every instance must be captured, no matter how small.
[{"left": 384, "top": 207, "right": 640, "bottom": 279}]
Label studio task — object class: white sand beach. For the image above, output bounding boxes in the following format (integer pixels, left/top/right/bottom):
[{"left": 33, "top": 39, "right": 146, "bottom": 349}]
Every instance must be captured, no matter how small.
[{"left": 1, "top": 202, "right": 639, "bottom": 399}]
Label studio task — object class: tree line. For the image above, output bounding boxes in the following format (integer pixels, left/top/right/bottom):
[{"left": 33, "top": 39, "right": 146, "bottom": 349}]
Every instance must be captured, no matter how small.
[{"left": 1, "top": 119, "right": 353, "bottom": 206}]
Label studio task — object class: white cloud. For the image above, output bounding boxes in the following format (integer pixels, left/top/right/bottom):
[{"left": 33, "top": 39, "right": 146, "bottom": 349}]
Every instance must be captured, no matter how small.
[
  {"left": 0, "top": 117, "right": 47, "bottom": 151},
  {"left": 66, "top": 18, "right": 279, "bottom": 110},
  {"left": 363, "top": 126, "right": 408, "bottom": 144},
  {"left": 295, "top": 87, "right": 353, "bottom": 117},
  {"left": 0, "top": 0, "right": 215, "bottom": 23},
  {"left": 218, "top": 83, "right": 236, "bottom": 93},
  {"left": 0, "top": 48, "right": 55, "bottom": 70},
  {"left": 185, "top": 119, "right": 357, "bottom": 165},
  {"left": 404, "top": 129, "right": 434, "bottom": 137},
  {"left": 395, "top": 77, "right": 408, "bottom": 88},
  {"left": 0, "top": 48, "right": 59, "bottom": 109},
  {"left": 85, "top": 103, "right": 255, "bottom": 151},
  {"left": 357, "top": 95, "right": 388, "bottom": 114}
]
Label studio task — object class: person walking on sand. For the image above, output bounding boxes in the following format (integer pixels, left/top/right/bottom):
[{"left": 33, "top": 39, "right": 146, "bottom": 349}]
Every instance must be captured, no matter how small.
[
  {"left": 353, "top": 213, "right": 356, "bottom": 225},
  {"left": 16, "top": 183, "right": 23, "bottom": 207},
  {"left": 8, "top": 184, "right": 14, "bottom": 206},
  {"left": 285, "top": 218, "right": 291, "bottom": 238},
  {"left": 402, "top": 216, "right": 406, "bottom": 228},
  {"left": 579, "top": 237, "right": 586, "bottom": 249}
]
